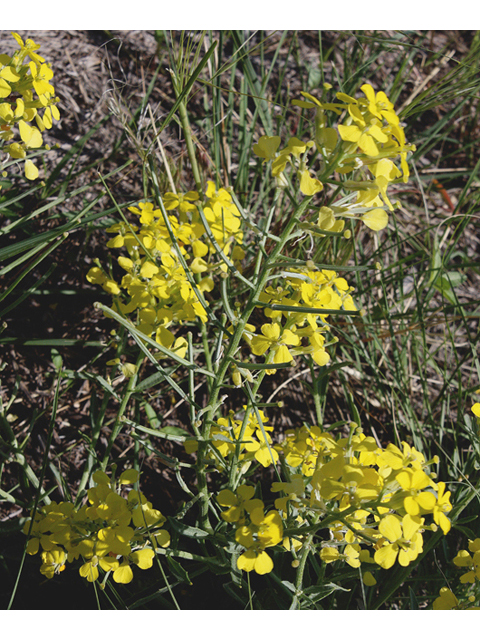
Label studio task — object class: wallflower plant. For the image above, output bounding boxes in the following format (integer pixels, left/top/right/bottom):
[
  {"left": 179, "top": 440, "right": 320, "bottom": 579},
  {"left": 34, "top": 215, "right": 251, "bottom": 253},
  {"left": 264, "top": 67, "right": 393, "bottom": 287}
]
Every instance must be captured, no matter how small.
[{"left": 15, "top": 36, "right": 474, "bottom": 610}]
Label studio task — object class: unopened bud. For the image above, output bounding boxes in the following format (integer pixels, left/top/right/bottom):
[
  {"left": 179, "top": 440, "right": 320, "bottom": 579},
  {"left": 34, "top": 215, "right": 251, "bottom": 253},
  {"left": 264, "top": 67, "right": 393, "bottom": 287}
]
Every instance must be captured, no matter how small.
[{"left": 274, "top": 172, "right": 289, "bottom": 190}]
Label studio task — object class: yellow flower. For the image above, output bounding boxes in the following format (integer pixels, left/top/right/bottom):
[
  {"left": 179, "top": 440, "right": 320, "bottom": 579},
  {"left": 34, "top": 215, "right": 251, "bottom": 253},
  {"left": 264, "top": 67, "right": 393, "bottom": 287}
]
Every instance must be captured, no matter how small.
[
  {"left": 235, "top": 508, "right": 284, "bottom": 575},
  {"left": 251, "top": 322, "right": 300, "bottom": 365},
  {"left": 237, "top": 548, "right": 274, "bottom": 575},
  {"left": 377, "top": 441, "right": 426, "bottom": 471},
  {"left": 163, "top": 190, "right": 199, "bottom": 215},
  {"left": 338, "top": 102, "right": 389, "bottom": 157},
  {"left": 395, "top": 467, "right": 436, "bottom": 516},
  {"left": 360, "top": 84, "right": 399, "bottom": 126},
  {"left": 320, "top": 546, "right": 340, "bottom": 563},
  {"left": 271, "top": 474, "right": 305, "bottom": 511},
  {"left": 112, "top": 548, "right": 156, "bottom": 584},
  {"left": 40, "top": 546, "right": 66, "bottom": 579},
  {"left": 28, "top": 60, "right": 55, "bottom": 96},
  {"left": 217, "top": 485, "right": 263, "bottom": 523},
  {"left": 374, "top": 514, "right": 424, "bottom": 569},
  {"left": 432, "top": 482, "right": 452, "bottom": 534},
  {"left": 250, "top": 508, "right": 283, "bottom": 548},
  {"left": 244, "top": 428, "right": 279, "bottom": 468}
]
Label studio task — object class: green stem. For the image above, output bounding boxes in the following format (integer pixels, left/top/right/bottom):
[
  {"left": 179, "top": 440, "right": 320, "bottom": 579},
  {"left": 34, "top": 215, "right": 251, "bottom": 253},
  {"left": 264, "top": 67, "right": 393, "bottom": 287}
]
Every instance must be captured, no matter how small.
[
  {"left": 200, "top": 322, "right": 214, "bottom": 392},
  {"left": 101, "top": 353, "right": 143, "bottom": 467},
  {"left": 309, "top": 360, "right": 324, "bottom": 427},
  {"left": 171, "top": 72, "right": 203, "bottom": 194},
  {"left": 195, "top": 194, "right": 314, "bottom": 530},
  {"left": 291, "top": 530, "right": 316, "bottom": 610},
  {"left": 227, "top": 367, "right": 270, "bottom": 490}
]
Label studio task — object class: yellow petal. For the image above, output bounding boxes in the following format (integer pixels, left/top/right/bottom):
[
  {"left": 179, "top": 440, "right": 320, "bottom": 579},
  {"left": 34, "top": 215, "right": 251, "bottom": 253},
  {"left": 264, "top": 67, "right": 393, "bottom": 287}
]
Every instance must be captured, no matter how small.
[
  {"left": 24, "top": 159, "right": 39, "bottom": 180},
  {"left": 338, "top": 124, "right": 361, "bottom": 142},
  {"left": 0, "top": 65, "right": 20, "bottom": 83},
  {"left": 118, "top": 469, "right": 139, "bottom": 485},
  {"left": 274, "top": 344, "right": 293, "bottom": 364},
  {"left": 362, "top": 208, "right": 388, "bottom": 231},
  {"left": 362, "top": 571, "right": 377, "bottom": 586},
  {"left": 374, "top": 544, "right": 397, "bottom": 569},
  {"left": 79, "top": 562, "right": 99, "bottom": 582},
  {"left": 358, "top": 133, "right": 379, "bottom": 156},
  {"left": 140, "top": 261, "right": 159, "bottom": 278},
  {"left": 433, "top": 587, "right": 458, "bottom": 610},
  {"left": 311, "top": 348, "right": 330, "bottom": 366},
  {"left": 92, "top": 470, "right": 110, "bottom": 485},
  {"left": 237, "top": 549, "right": 257, "bottom": 572},
  {"left": 299, "top": 170, "right": 323, "bottom": 196},
  {"left": 19, "top": 120, "right": 42, "bottom": 148},
  {"left": 253, "top": 135, "right": 281, "bottom": 160},
  {"left": 130, "top": 548, "right": 155, "bottom": 570},
  {"left": 378, "top": 514, "right": 402, "bottom": 542},
  {"left": 320, "top": 547, "right": 340, "bottom": 563},
  {"left": 0, "top": 77, "right": 12, "bottom": 98},
  {"left": 113, "top": 563, "right": 134, "bottom": 584},
  {"left": 253, "top": 550, "right": 274, "bottom": 575}
]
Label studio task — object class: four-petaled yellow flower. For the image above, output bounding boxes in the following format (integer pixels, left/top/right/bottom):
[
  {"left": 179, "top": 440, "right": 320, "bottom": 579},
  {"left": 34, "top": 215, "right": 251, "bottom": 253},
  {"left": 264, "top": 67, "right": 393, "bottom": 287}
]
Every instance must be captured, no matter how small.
[{"left": 374, "top": 514, "right": 424, "bottom": 569}]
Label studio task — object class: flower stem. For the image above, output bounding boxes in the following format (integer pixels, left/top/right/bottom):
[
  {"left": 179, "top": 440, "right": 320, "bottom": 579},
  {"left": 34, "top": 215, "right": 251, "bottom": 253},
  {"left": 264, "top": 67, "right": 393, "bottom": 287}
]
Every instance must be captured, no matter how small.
[
  {"left": 196, "top": 194, "right": 314, "bottom": 530},
  {"left": 102, "top": 353, "right": 143, "bottom": 467},
  {"left": 170, "top": 71, "right": 203, "bottom": 195}
]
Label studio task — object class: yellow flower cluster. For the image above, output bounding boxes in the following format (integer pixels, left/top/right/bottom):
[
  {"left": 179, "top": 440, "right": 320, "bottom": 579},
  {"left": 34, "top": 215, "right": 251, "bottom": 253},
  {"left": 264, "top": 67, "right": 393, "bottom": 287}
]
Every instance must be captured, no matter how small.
[
  {"left": 432, "top": 537, "right": 480, "bottom": 609},
  {"left": 185, "top": 408, "right": 278, "bottom": 471},
  {"left": 432, "top": 521, "right": 480, "bottom": 610},
  {"left": 247, "top": 267, "right": 356, "bottom": 373},
  {"left": 453, "top": 538, "right": 480, "bottom": 584},
  {"left": 23, "top": 469, "right": 170, "bottom": 585},
  {"left": 274, "top": 423, "right": 452, "bottom": 580},
  {"left": 0, "top": 32, "right": 60, "bottom": 180},
  {"left": 217, "top": 485, "right": 284, "bottom": 575},
  {"left": 254, "top": 84, "right": 415, "bottom": 231},
  {"left": 253, "top": 135, "right": 323, "bottom": 195},
  {"left": 87, "top": 182, "right": 244, "bottom": 355}
]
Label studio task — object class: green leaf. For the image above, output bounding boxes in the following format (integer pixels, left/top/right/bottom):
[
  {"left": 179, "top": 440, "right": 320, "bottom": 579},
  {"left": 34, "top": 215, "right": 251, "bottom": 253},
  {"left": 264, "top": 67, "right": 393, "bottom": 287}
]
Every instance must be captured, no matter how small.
[
  {"left": 50, "top": 348, "right": 63, "bottom": 372},
  {"left": 167, "top": 517, "right": 211, "bottom": 539},
  {"left": 166, "top": 556, "right": 192, "bottom": 585},
  {"left": 161, "top": 426, "right": 190, "bottom": 438},
  {"left": 302, "top": 582, "right": 350, "bottom": 604},
  {"left": 433, "top": 271, "right": 467, "bottom": 304},
  {"left": 409, "top": 587, "right": 419, "bottom": 610}
]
